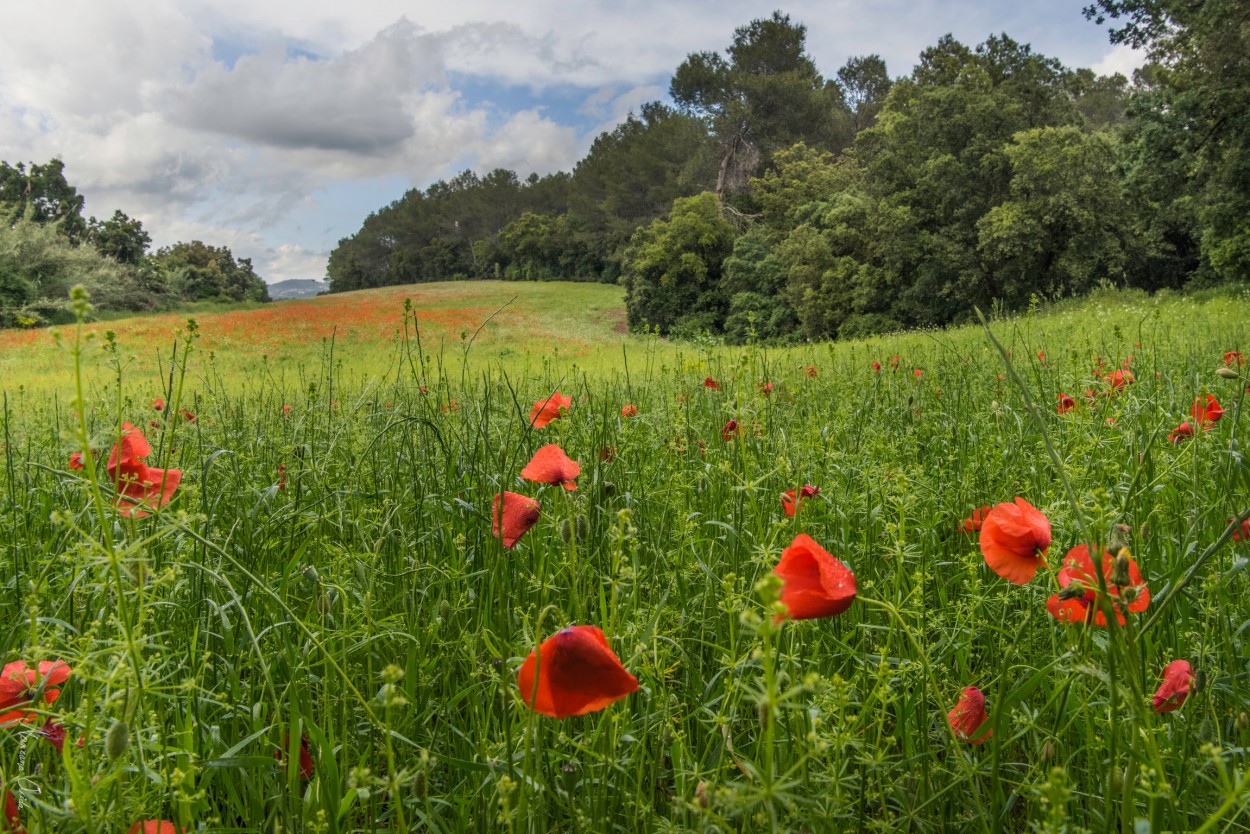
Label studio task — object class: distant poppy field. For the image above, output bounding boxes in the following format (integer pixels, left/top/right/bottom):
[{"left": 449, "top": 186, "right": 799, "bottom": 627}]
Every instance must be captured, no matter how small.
[{"left": 1, "top": 283, "right": 1250, "bottom": 832}]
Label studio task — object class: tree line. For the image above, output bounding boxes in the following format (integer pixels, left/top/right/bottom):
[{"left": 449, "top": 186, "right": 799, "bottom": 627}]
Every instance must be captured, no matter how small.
[
  {"left": 0, "top": 160, "right": 269, "bottom": 327},
  {"left": 328, "top": 4, "right": 1248, "bottom": 341}
]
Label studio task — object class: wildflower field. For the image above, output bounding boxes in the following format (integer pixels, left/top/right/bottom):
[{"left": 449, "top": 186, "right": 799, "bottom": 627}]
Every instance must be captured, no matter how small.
[{"left": 2, "top": 282, "right": 1250, "bottom": 832}]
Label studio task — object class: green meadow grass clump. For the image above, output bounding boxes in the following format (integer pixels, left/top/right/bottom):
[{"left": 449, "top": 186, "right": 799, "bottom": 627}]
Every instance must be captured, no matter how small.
[{"left": 1, "top": 285, "right": 1249, "bottom": 832}]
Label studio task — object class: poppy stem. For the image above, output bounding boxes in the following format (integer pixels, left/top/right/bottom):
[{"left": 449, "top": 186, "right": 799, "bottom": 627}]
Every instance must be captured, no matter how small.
[{"left": 975, "top": 309, "right": 1100, "bottom": 564}]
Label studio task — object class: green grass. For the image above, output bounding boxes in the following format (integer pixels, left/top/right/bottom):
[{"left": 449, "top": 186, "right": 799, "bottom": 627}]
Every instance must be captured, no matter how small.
[
  {"left": 0, "top": 281, "right": 634, "bottom": 395},
  {"left": 1, "top": 282, "right": 1249, "bottom": 832}
]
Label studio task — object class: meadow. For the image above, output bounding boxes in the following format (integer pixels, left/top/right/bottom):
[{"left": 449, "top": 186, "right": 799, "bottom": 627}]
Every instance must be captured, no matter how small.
[{"left": 1, "top": 281, "right": 1249, "bottom": 833}]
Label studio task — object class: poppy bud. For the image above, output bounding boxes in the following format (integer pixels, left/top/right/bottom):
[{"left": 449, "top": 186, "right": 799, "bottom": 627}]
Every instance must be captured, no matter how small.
[
  {"left": 1216, "top": 367, "right": 1239, "bottom": 379},
  {"left": 413, "top": 769, "right": 426, "bottom": 798},
  {"left": 695, "top": 781, "right": 710, "bottom": 808},
  {"left": 317, "top": 591, "right": 334, "bottom": 616},
  {"left": 1040, "top": 739, "right": 1056, "bottom": 762},
  {"left": 575, "top": 515, "right": 589, "bottom": 542},
  {"left": 1057, "top": 586, "right": 1086, "bottom": 601},
  {"left": 1110, "top": 551, "right": 1132, "bottom": 588},
  {"left": 301, "top": 565, "right": 320, "bottom": 587},
  {"left": 106, "top": 720, "right": 130, "bottom": 760},
  {"left": 601, "top": 481, "right": 616, "bottom": 497},
  {"left": 1194, "top": 667, "right": 1206, "bottom": 694},
  {"left": 439, "top": 600, "right": 451, "bottom": 620},
  {"left": 1238, "top": 712, "right": 1248, "bottom": 731},
  {"left": 559, "top": 519, "right": 573, "bottom": 544}
]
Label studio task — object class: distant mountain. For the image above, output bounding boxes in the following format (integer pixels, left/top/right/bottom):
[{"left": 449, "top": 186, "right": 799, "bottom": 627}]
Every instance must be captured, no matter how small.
[{"left": 268, "top": 279, "right": 327, "bottom": 300}]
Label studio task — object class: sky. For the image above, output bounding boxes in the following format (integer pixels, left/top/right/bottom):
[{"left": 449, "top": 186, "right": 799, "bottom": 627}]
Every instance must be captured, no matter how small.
[{"left": 0, "top": 1, "right": 1144, "bottom": 285}]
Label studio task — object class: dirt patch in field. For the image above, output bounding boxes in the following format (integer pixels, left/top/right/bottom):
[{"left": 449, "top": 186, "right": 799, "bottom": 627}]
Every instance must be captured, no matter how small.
[{"left": 597, "top": 306, "right": 629, "bottom": 334}]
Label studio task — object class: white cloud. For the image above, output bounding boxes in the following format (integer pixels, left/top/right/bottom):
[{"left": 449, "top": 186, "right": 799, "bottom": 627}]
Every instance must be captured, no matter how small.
[
  {"left": 262, "top": 243, "right": 331, "bottom": 283},
  {"left": 1091, "top": 43, "right": 1148, "bottom": 78}
]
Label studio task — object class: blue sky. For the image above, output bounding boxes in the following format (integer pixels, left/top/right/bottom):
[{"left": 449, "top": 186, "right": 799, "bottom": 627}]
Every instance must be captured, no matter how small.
[{"left": 0, "top": 1, "right": 1143, "bottom": 284}]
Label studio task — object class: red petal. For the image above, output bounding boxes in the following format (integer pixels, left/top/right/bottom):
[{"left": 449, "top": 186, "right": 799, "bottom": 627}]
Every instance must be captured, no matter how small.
[
  {"left": 773, "top": 534, "right": 856, "bottom": 620},
  {"left": 947, "top": 686, "right": 992, "bottom": 744},
  {"left": 979, "top": 498, "right": 1050, "bottom": 584},
  {"left": 493, "top": 492, "right": 540, "bottom": 549},
  {"left": 1152, "top": 659, "right": 1192, "bottom": 714},
  {"left": 518, "top": 626, "right": 638, "bottom": 718},
  {"left": 520, "top": 445, "right": 580, "bottom": 490}
]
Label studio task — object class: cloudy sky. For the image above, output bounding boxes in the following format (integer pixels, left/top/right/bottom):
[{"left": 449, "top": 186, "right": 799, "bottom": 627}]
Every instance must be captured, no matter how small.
[{"left": 0, "top": 1, "right": 1142, "bottom": 285}]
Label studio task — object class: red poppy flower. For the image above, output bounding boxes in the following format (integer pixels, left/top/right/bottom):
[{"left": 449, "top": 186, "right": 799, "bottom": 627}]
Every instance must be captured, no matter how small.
[
  {"left": 1191, "top": 394, "right": 1223, "bottom": 426},
  {"left": 703, "top": 376, "right": 720, "bottom": 390},
  {"left": 890, "top": 355, "right": 900, "bottom": 369},
  {"left": 871, "top": 361, "right": 881, "bottom": 374},
  {"left": 520, "top": 445, "right": 580, "bottom": 491},
  {"left": 151, "top": 398, "right": 164, "bottom": 411},
  {"left": 0, "top": 660, "right": 72, "bottom": 725},
  {"left": 913, "top": 368, "right": 923, "bottom": 380},
  {"left": 517, "top": 625, "right": 639, "bottom": 718},
  {"left": 1105, "top": 369, "right": 1134, "bottom": 392},
  {"left": 1037, "top": 351, "right": 1045, "bottom": 361},
  {"left": 1045, "top": 545, "right": 1150, "bottom": 627},
  {"left": 106, "top": 423, "right": 181, "bottom": 518},
  {"left": 772, "top": 533, "right": 856, "bottom": 621},
  {"left": 38, "top": 719, "right": 65, "bottom": 751},
  {"left": 493, "top": 492, "right": 540, "bottom": 548},
  {"left": 282, "top": 404, "right": 291, "bottom": 415},
  {"left": 440, "top": 399, "right": 459, "bottom": 413},
  {"left": 978, "top": 498, "right": 1051, "bottom": 584},
  {"left": 68, "top": 452, "right": 85, "bottom": 470},
  {"left": 959, "top": 505, "right": 993, "bottom": 534},
  {"left": 1233, "top": 517, "right": 1250, "bottom": 542},
  {"left": 621, "top": 404, "right": 638, "bottom": 418},
  {"left": 805, "top": 365, "right": 819, "bottom": 378},
  {"left": 598, "top": 446, "right": 617, "bottom": 463},
  {"left": 529, "top": 392, "right": 572, "bottom": 429},
  {"left": 758, "top": 382, "right": 773, "bottom": 396},
  {"left": 1056, "top": 393, "right": 1075, "bottom": 414},
  {"left": 178, "top": 409, "right": 196, "bottom": 422},
  {"left": 721, "top": 419, "right": 739, "bottom": 441},
  {"left": 1224, "top": 351, "right": 1244, "bottom": 367},
  {"left": 127, "top": 823, "right": 183, "bottom": 834},
  {"left": 1168, "top": 422, "right": 1194, "bottom": 444},
  {"left": 947, "top": 686, "right": 992, "bottom": 745},
  {"left": 1152, "top": 660, "right": 1192, "bottom": 714},
  {"left": 275, "top": 735, "right": 315, "bottom": 779},
  {"left": 781, "top": 485, "right": 820, "bottom": 518}
]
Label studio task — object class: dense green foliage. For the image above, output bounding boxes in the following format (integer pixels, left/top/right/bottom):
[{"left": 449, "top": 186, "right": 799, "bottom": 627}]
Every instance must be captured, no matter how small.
[
  {"left": 2, "top": 286, "right": 1248, "bottom": 831},
  {"left": 329, "top": 9, "right": 1248, "bottom": 343},
  {"left": 1087, "top": 0, "right": 1250, "bottom": 281},
  {"left": 0, "top": 163, "right": 269, "bottom": 327},
  {"left": 327, "top": 105, "right": 718, "bottom": 291}
]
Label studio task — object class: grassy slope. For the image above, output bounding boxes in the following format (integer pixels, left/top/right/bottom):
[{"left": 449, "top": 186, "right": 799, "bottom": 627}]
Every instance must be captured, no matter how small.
[
  {"left": 0, "top": 281, "right": 632, "bottom": 394},
  {"left": 2, "top": 280, "right": 1248, "bottom": 398}
]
